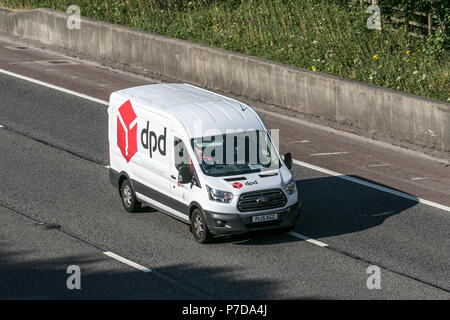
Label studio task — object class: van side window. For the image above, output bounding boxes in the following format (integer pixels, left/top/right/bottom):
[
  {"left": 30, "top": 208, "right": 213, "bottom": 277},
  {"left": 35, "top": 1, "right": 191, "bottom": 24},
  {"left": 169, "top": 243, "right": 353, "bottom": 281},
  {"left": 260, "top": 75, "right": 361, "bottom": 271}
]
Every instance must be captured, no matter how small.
[
  {"left": 174, "top": 137, "right": 190, "bottom": 170},
  {"left": 174, "top": 137, "right": 201, "bottom": 188}
]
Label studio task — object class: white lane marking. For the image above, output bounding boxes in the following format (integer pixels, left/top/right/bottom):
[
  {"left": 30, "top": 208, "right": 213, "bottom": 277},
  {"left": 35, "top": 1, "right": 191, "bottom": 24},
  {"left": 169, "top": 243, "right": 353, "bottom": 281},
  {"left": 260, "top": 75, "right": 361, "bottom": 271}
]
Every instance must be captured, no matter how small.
[
  {"left": 293, "top": 159, "right": 450, "bottom": 212},
  {"left": 0, "top": 68, "right": 108, "bottom": 106},
  {"left": 310, "top": 151, "right": 349, "bottom": 156},
  {"left": 411, "top": 177, "right": 428, "bottom": 180},
  {"left": 2, "top": 68, "right": 449, "bottom": 213},
  {"left": 288, "top": 140, "right": 310, "bottom": 144},
  {"left": 368, "top": 163, "right": 390, "bottom": 167},
  {"left": 104, "top": 252, "right": 211, "bottom": 298},
  {"left": 104, "top": 251, "right": 152, "bottom": 273},
  {"left": 287, "top": 232, "right": 328, "bottom": 247},
  {"left": 0, "top": 125, "right": 4, "bottom": 128}
]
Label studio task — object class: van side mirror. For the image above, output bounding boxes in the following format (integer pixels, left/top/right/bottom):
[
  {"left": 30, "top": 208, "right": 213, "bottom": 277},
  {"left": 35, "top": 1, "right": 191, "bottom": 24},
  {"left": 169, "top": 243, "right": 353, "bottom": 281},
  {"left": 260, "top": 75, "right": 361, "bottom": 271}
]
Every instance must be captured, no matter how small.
[
  {"left": 178, "top": 165, "right": 193, "bottom": 184},
  {"left": 284, "top": 153, "right": 293, "bottom": 170}
]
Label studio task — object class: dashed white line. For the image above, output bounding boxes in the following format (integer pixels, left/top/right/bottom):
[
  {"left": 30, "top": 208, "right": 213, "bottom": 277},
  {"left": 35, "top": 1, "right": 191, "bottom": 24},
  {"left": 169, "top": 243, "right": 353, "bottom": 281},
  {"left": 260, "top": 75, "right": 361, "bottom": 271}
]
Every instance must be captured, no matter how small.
[
  {"left": 368, "top": 163, "right": 390, "bottom": 167},
  {"left": 288, "top": 140, "right": 311, "bottom": 144},
  {"left": 103, "top": 252, "right": 212, "bottom": 298},
  {"left": 103, "top": 251, "right": 152, "bottom": 273},
  {"left": 0, "top": 125, "right": 4, "bottom": 128},
  {"left": 2, "top": 68, "right": 449, "bottom": 214},
  {"left": 287, "top": 232, "right": 328, "bottom": 247},
  {"left": 310, "top": 151, "right": 349, "bottom": 156},
  {"left": 411, "top": 177, "right": 428, "bottom": 181}
]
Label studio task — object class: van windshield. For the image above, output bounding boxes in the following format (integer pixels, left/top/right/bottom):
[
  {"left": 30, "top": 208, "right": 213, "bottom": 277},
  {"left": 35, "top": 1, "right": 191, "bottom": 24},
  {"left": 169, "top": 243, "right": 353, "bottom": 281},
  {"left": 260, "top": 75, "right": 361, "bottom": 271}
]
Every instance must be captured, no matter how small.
[{"left": 190, "top": 130, "right": 281, "bottom": 177}]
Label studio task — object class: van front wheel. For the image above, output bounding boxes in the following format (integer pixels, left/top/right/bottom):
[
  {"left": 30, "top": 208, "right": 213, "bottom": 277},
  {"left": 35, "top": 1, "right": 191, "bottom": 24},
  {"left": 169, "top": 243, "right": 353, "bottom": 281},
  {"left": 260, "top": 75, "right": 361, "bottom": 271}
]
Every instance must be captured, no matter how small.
[
  {"left": 191, "top": 209, "right": 212, "bottom": 244},
  {"left": 120, "top": 179, "right": 141, "bottom": 213}
]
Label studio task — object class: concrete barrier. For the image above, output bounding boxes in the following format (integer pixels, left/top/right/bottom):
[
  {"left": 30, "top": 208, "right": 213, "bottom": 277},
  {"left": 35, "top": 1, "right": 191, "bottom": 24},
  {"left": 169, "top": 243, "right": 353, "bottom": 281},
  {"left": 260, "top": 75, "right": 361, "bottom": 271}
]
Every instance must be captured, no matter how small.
[{"left": 1, "top": 8, "right": 449, "bottom": 151}]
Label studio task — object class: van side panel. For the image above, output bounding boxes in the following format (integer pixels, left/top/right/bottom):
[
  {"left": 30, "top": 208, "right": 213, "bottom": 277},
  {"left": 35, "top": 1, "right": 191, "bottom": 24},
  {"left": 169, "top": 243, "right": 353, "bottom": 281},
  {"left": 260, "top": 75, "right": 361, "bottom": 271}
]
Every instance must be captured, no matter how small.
[
  {"left": 109, "top": 95, "right": 177, "bottom": 214},
  {"left": 131, "top": 106, "right": 171, "bottom": 202}
]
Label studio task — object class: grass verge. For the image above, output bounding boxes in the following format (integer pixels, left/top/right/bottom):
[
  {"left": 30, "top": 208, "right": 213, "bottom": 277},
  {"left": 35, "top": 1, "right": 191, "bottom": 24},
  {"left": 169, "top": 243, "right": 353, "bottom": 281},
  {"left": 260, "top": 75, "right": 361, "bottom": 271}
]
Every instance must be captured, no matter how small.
[{"left": 1, "top": 0, "right": 449, "bottom": 102}]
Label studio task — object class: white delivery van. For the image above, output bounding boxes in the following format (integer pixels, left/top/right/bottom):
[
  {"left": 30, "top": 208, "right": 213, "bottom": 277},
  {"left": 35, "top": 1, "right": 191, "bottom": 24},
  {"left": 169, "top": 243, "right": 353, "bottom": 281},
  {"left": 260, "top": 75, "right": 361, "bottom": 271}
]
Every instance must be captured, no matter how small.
[{"left": 108, "top": 83, "right": 301, "bottom": 243}]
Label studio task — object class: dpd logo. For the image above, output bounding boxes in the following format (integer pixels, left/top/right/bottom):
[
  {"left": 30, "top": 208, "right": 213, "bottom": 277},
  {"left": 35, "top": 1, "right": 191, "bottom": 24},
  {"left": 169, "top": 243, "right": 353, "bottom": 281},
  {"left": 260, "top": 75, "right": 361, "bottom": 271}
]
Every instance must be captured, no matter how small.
[
  {"left": 232, "top": 182, "right": 243, "bottom": 189},
  {"left": 141, "top": 122, "right": 167, "bottom": 158},
  {"left": 117, "top": 100, "right": 138, "bottom": 162}
]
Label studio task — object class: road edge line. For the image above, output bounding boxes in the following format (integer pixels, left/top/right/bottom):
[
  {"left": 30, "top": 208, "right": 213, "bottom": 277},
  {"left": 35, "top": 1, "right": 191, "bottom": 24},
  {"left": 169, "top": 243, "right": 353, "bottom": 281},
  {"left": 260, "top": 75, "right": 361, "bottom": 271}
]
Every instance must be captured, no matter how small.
[
  {"left": 293, "top": 159, "right": 450, "bottom": 212},
  {"left": 0, "top": 68, "right": 108, "bottom": 106}
]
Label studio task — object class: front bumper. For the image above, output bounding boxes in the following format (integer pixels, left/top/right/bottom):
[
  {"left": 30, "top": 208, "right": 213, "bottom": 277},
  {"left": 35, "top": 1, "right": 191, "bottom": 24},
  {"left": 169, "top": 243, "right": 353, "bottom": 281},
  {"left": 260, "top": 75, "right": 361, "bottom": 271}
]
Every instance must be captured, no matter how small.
[{"left": 204, "top": 201, "right": 301, "bottom": 236}]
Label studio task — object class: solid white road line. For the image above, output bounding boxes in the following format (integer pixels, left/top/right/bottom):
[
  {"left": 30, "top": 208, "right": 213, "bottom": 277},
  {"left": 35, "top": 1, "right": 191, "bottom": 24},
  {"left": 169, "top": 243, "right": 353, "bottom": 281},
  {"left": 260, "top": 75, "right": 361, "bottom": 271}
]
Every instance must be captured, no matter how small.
[
  {"left": 287, "top": 232, "right": 328, "bottom": 247},
  {"left": 310, "top": 152, "right": 349, "bottom": 156},
  {"left": 103, "top": 251, "right": 152, "bottom": 273},
  {"left": 2, "top": 68, "right": 449, "bottom": 213},
  {"left": 0, "top": 68, "right": 108, "bottom": 106},
  {"left": 293, "top": 159, "right": 450, "bottom": 212},
  {"left": 0, "top": 125, "right": 4, "bottom": 128}
]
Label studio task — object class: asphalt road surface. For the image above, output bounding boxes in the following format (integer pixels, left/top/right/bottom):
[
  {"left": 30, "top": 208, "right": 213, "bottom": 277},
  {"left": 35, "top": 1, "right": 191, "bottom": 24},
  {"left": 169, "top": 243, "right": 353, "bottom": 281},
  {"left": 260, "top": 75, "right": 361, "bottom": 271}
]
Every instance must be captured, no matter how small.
[{"left": 0, "top": 35, "right": 449, "bottom": 299}]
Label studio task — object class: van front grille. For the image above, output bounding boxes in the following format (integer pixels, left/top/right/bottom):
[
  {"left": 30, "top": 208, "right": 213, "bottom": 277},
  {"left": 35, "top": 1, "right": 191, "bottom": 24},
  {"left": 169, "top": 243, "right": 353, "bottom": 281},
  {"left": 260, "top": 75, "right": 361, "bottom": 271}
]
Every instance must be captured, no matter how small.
[{"left": 238, "top": 189, "right": 287, "bottom": 212}]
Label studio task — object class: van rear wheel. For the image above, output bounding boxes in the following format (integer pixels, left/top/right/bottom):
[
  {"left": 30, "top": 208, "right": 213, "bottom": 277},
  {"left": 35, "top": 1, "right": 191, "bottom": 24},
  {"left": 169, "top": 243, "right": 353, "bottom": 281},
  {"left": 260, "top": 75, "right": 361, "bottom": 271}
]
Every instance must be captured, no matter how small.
[
  {"left": 191, "top": 209, "right": 212, "bottom": 244},
  {"left": 120, "top": 179, "right": 141, "bottom": 213}
]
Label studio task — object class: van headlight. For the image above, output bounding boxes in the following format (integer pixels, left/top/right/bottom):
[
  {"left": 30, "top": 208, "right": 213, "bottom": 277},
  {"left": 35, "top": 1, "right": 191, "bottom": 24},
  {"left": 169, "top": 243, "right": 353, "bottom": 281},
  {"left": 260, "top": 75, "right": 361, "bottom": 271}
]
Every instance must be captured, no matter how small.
[
  {"left": 206, "top": 185, "right": 234, "bottom": 203},
  {"left": 284, "top": 179, "right": 297, "bottom": 195}
]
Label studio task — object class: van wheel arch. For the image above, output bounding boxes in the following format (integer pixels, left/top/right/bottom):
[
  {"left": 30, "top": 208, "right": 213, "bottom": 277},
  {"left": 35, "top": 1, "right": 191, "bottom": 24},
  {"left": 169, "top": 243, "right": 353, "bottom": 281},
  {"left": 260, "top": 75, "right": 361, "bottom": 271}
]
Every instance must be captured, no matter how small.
[{"left": 188, "top": 202, "right": 204, "bottom": 221}]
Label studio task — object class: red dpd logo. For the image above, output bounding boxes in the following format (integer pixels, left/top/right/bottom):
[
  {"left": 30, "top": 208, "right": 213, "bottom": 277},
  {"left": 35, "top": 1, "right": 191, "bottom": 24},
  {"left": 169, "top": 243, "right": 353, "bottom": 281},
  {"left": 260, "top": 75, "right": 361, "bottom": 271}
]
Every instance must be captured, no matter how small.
[
  {"left": 117, "top": 100, "right": 138, "bottom": 162},
  {"left": 232, "top": 182, "right": 243, "bottom": 189}
]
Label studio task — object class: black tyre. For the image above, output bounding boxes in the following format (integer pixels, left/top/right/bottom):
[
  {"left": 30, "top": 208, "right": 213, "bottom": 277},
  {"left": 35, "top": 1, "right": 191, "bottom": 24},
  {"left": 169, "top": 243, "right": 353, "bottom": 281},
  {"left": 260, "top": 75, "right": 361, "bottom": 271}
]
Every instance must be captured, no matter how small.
[
  {"left": 191, "top": 209, "right": 213, "bottom": 244},
  {"left": 120, "top": 179, "right": 141, "bottom": 213}
]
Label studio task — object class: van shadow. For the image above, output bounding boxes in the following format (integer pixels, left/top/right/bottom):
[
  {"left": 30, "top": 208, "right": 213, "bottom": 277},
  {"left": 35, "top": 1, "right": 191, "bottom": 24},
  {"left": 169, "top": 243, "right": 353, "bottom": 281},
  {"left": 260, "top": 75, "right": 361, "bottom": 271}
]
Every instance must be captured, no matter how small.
[
  {"left": 212, "top": 175, "right": 417, "bottom": 245},
  {"left": 0, "top": 247, "right": 329, "bottom": 299}
]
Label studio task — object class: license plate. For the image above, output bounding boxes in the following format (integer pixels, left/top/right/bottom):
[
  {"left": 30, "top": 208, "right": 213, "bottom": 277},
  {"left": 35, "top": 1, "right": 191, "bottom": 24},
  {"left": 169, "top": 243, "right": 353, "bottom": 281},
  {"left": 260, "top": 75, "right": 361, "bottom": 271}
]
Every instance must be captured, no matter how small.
[{"left": 252, "top": 213, "right": 278, "bottom": 223}]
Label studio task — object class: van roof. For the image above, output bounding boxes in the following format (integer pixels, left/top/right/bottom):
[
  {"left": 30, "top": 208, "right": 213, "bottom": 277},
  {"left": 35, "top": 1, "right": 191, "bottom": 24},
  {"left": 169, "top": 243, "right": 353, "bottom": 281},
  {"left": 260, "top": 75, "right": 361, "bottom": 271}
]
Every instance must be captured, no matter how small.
[{"left": 112, "top": 83, "right": 265, "bottom": 138}]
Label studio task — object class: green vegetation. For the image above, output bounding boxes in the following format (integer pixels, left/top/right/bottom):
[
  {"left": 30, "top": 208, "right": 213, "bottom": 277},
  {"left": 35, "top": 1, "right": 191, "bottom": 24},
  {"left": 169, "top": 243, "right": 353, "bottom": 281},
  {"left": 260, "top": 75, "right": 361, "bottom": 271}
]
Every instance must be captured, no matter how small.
[{"left": 1, "top": 0, "right": 449, "bottom": 102}]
